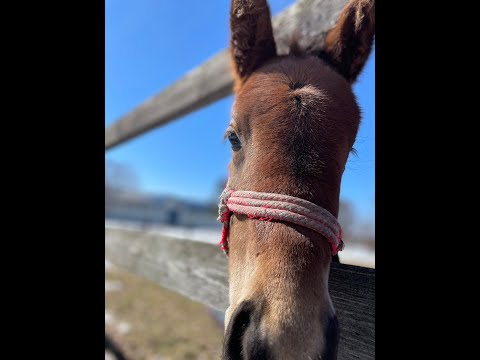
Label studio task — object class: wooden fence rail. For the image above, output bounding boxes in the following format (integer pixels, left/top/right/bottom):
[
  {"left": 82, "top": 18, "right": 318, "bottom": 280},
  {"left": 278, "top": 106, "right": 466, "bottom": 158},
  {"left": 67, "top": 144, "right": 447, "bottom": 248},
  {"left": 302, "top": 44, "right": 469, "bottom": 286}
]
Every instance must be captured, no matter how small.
[
  {"left": 105, "top": 0, "right": 349, "bottom": 150},
  {"left": 105, "top": 227, "right": 375, "bottom": 360}
]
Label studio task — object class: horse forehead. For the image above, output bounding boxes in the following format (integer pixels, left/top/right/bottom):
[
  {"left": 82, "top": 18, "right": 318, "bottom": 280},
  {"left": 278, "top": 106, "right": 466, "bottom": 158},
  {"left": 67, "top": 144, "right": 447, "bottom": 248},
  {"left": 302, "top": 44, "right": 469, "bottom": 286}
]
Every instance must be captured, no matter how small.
[{"left": 233, "top": 57, "right": 352, "bottom": 118}]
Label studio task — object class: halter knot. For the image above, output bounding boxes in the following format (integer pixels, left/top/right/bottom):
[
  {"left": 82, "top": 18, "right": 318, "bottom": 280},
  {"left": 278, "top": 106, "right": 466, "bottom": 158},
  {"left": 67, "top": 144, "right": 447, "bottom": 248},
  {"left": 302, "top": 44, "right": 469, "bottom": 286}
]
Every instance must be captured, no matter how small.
[{"left": 217, "top": 186, "right": 344, "bottom": 256}]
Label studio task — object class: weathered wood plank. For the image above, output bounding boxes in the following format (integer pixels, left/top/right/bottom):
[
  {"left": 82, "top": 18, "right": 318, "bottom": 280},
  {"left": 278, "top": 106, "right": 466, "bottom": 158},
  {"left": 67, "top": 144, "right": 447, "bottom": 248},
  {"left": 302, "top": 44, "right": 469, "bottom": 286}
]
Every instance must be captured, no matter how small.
[
  {"left": 105, "top": 0, "right": 349, "bottom": 150},
  {"left": 105, "top": 227, "right": 374, "bottom": 359},
  {"left": 105, "top": 227, "right": 229, "bottom": 309},
  {"left": 330, "top": 263, "right": 375, "bottom": 360}
]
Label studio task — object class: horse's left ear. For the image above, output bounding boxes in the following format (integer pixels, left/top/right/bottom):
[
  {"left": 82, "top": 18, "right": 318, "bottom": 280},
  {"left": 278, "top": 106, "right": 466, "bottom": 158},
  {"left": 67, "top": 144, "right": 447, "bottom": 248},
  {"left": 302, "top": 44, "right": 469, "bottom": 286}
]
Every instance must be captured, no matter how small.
[
  {"left": 319, "top": 0, "right": 375, "bottom": 83},
  {"left": 229, "top": 0, "right": 277, "bottom": 89}
]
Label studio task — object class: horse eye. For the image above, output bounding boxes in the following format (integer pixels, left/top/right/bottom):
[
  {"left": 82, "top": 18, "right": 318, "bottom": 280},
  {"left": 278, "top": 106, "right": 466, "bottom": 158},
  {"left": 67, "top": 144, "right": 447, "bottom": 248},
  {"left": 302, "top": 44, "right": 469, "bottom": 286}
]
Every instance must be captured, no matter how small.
[{"left": 227, "top": 130, "right": 242, "bottom": 151}]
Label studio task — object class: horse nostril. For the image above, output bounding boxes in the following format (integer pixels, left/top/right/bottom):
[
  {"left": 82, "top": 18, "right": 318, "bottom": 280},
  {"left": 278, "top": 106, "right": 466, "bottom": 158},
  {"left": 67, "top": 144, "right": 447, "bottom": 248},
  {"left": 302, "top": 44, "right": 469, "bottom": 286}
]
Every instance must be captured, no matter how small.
[
  {"left": 223, "top": 300, "right": 273, "bottom": 360},
  {"left": 223, "top": 301, "right": 253, "bottom": 360}
]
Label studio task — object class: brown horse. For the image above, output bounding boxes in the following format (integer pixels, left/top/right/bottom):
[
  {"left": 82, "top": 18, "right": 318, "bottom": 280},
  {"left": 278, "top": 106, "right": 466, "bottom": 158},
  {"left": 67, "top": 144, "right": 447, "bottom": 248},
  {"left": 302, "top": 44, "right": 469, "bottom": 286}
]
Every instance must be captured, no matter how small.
[{"left": 221, "top": 0, "right": 375, "bottom": 359}]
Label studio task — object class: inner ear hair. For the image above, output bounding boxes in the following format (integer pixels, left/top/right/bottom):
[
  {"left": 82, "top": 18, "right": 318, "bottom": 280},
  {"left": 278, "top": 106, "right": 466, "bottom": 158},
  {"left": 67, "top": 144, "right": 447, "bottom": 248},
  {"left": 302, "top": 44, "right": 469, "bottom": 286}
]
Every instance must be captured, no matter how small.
[{"left": 318, "top": 0, "right": 375, "bottom": 83}]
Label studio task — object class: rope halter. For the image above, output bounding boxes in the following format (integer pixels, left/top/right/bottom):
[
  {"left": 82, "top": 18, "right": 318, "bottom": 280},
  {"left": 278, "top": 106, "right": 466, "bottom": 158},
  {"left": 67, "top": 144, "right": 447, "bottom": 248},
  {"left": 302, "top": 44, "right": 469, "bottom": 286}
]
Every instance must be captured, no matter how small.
[{"left": 217, "top": 187, "right": 344, "bottom": 256}]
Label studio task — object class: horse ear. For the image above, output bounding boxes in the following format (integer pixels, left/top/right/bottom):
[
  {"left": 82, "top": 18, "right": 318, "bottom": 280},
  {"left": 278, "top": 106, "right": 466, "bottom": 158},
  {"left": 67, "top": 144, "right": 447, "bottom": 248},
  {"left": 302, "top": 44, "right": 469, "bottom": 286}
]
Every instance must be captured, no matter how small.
[
  {"left": 230, "top": 0, "right": 277, "bottom": 88},
  {"left": 320, "top": 0, "right": 375, "bottom": 83}
]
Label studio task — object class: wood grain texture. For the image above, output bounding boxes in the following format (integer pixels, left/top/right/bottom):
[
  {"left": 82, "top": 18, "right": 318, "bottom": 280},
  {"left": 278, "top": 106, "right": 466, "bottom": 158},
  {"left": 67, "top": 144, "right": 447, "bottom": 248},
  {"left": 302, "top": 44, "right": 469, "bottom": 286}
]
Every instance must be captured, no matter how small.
[
  {"left": 330, "top": 262, "right": 375, "bottom": 359},
  {"left": 105, "top": 226, "right": 374, "bottom": 359},
  {"left": 105, "top": 0, "right": 349, "bottom": 150}
]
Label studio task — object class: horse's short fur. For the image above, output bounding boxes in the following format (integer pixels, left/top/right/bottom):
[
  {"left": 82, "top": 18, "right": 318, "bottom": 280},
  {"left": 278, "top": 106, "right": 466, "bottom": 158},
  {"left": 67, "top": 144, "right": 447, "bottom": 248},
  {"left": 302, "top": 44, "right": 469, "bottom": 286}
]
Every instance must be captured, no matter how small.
[{"left": 222, "top": 1, "right": 375, "bottom": 359}]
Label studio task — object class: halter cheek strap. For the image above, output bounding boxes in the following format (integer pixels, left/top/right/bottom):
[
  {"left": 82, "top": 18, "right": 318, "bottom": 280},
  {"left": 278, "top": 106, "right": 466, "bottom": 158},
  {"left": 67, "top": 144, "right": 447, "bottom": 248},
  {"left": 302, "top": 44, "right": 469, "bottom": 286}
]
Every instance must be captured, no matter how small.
[{"left": 217, "top": 186, "right": 344, "bottom": 256}]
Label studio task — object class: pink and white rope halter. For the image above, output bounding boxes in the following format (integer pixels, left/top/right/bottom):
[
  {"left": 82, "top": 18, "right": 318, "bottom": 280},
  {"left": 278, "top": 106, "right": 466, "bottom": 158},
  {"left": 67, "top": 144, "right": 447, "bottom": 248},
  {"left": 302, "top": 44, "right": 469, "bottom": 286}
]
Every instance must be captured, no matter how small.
[{"left": 217, "top": 186, "right": 344, "bottom": 256}]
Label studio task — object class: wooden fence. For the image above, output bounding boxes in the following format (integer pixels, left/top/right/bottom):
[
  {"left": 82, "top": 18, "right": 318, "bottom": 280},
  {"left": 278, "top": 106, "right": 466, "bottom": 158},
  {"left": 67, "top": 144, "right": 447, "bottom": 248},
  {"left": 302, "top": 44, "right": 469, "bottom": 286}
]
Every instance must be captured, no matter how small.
[{"left": 105, "top": 0, "right": 374, "bottom": 359}]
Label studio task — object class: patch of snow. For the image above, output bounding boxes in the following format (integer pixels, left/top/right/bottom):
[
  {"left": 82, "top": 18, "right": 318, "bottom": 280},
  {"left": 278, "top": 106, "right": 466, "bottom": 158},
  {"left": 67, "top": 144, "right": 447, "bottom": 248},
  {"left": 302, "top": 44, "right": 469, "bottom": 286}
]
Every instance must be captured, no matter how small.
[
  {"left": 117, "top": 322, "right": 130, "bottom": 335},
  {"left": 105, "top": 220, "right": 221, "bottom": 244},
  {"left": 339, "top": 244, "right": 375, "bottom": 268},
  {"left": 105, "top": 281, "right": 123, "bottom": 293},
  {"left": 105, "top": 259, "right": 116, "bottom": 272},
  {"left": 105, "top": 350, "right": 116, "bottom": 360},
  {"left": 105, "top": 311, "right": 113, "bottom": 325}
]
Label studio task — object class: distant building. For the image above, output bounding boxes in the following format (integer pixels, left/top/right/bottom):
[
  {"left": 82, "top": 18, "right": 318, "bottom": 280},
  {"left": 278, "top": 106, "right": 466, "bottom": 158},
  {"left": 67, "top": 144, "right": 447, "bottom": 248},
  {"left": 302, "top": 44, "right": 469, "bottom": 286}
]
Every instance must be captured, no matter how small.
[{"left": 105, "top": 191, "right": 218, "bottom": 228}]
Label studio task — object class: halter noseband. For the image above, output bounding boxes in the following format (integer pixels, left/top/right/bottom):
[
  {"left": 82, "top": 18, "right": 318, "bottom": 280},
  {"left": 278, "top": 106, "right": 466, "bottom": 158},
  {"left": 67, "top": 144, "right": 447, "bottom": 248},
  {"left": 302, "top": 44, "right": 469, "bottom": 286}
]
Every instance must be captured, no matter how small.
[{"left": 217, "top": 186, "right": 344, "bottom": 256}]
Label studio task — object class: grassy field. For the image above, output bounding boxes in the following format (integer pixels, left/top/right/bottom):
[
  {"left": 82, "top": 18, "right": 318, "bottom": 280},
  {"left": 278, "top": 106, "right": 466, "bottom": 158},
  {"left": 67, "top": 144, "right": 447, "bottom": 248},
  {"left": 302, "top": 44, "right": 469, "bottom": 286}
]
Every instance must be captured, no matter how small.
[{"left": 105, "top": 264, "right": 224, "bottom": 360}]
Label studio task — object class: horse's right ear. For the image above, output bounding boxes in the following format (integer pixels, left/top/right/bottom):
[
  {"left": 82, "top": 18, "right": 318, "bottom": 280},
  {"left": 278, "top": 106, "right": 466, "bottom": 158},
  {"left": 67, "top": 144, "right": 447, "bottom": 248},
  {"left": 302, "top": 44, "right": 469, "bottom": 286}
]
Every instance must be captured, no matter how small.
[
  {"left": 229, "top": 0, "right": 277, "bottom": 89},
  {"left": 319, "top": 0, "right": 375, "bottom": 83}
]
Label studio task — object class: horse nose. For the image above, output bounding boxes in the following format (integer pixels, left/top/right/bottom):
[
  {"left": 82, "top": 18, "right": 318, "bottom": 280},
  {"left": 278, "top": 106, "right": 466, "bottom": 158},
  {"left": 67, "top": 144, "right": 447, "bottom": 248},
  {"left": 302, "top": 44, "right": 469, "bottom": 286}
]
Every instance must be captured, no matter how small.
[
  {"left": 222, "top": 300, "right": 273, "bottom": 360},
  {"left": 223, "top": 301, "right": 340, "bottom": 360}
]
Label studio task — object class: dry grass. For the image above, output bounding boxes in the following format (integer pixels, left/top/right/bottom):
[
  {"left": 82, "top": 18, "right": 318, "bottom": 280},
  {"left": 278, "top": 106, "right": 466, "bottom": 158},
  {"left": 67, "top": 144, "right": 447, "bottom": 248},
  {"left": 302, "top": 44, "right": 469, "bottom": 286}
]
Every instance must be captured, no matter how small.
[{"left": 106, "top": 266, "right": 224, "bottom": 360}]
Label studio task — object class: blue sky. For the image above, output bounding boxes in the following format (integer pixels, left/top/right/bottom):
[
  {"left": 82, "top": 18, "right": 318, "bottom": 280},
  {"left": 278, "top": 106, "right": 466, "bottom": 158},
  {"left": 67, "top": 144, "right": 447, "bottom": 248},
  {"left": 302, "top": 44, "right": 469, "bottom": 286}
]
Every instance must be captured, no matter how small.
[{"left": 105, "top": 0, "right": 375, "bottom": 224}]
